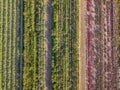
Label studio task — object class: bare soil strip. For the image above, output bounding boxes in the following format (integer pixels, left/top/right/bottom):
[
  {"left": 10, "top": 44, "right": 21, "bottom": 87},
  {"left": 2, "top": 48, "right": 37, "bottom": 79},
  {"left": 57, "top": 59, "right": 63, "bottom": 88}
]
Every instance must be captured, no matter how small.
[
  {"left": 79, "top": 0, "right": 87, "bottom": 90},
  {"left": 46, "top": 0, "right": 52, "bottom": 90},
  {"left": 20, "top": 0, "right": 23, "bottom": 89}
]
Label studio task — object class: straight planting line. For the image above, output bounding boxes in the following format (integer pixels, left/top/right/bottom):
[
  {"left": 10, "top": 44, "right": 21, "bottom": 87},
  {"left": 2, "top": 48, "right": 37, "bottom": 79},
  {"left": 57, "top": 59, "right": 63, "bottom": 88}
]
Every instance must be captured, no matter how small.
[
  {"left": 6, "top": 0, "right": 10, "bottom": 89},
  {"left": 2, "top": 0, "right": 5, "bottom": 89},
  {"left": 20, "top": 0, "right": 23, "bottom": 89},
  {"left": 15, "top": 0, "right": 19, "bottom": 89},
  {"left": 10, "top": 0, "right": 14, "bottom": 89},
  {"left": 46, "top": 0, "right": 52, "bottom": 89}
]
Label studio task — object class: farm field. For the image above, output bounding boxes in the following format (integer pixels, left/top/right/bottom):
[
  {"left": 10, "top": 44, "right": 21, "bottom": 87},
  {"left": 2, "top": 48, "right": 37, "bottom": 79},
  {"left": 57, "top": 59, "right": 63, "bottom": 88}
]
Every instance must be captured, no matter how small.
[{"left": 0, "top": 0, "right": 120, "bottom": 90}]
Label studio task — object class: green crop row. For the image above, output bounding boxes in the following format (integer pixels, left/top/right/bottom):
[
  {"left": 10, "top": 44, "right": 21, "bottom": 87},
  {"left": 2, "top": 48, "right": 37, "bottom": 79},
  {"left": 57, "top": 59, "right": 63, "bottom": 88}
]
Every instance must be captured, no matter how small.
[
  {"left": 67, "top": 0, "right": 79, "bottom": 89},
  {"left": 0, "top": 0, "right": 17, "bottom": 90},
  {"left": 6, "top": 0, "right": 11, "bottom": 89},
  {"left": 1, "top": 0, "right": 8, "bottom": 89},
  {"left": 23, "top": 0, "right": 46, "bottom": 90},
  {"left": 11, "top": 0, "right": 17, "bottom": 89},
  {"left": 52, "top": 0, "right": 79, "bottom": 89},
  {"left": 23, "top": 0, "right": 36, "bottom": 90},
  {"left": 35, "top": 0, "right": 46, "bottom": 89}
]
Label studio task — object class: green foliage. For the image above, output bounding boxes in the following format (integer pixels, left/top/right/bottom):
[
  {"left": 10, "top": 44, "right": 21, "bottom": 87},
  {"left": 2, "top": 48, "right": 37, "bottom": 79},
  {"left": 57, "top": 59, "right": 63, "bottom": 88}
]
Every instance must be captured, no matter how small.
[
  {"left": 52, "top": 0, "right": 80, "bottom": 89},
  {"left": 0, "top": 0, "right": 17, "bottom": 90},
  {"left": 23, "top": 0, "right": 36, "bottom": 90},
  {"left": 23, "top": 0, "right": 46, "bottom": 90}
]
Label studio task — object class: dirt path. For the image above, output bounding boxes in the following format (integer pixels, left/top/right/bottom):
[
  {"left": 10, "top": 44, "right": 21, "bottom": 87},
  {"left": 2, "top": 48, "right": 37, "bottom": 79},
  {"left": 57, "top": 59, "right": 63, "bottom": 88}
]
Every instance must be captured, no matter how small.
[
  {"left": 79, "top": 0, "right": 87, "bottom": 90},
  {"left": 46, "top": 0, "right": 52, "bottom": 90}
]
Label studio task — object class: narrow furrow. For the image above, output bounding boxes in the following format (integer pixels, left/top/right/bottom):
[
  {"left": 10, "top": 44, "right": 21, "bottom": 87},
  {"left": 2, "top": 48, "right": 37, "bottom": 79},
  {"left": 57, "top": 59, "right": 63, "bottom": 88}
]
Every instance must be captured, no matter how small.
[
  {"left": 20, "top": 0, "right": 23, "bottom": 89},
  {"left": 110, "top": 0, "right": 117, "bottom": 89},
  {"left": 0, "top": 0, "right": 2, "bottom": 89},
  {"left": 106, "top": 1, "right": 112, "bottom": 89},
  {"left": 6, "top": 0, "right": 10, "bottom": 89},
  {"left": 8, "top": 0, "right": 12, "bottom": 89},
  {"left": 59, "top": 0, "right": 65, "bottom": 89},
  {"left": 65, "top": 0, "right": 69, "bottom": 89},
  {"left": 13, "top": 0, "right": 17, "bottom": 88},
  {"left": 10, "top": 0, "right": 14, "bottom": 89},
  {"left": 2, "top": 0, "right": 6, "bottom": 89},
  {"left": 43, "top": 1, "right": 46, "bottom": 89},
  {"left": 68, "top": 0, "right": 72, "bottom": 89},
  {"left": 15, "top": 0, "right": 19, "bottom": 89},
  {"left": 46, "top": 0, "right": 52, "bottom": 89}
]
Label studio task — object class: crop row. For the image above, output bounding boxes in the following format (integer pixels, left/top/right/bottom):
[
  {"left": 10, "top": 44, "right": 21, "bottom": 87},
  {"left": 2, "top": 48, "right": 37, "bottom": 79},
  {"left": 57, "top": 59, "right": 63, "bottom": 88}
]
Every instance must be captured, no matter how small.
[
  {"left": 87, "top": 0, "right": 117, "bottom": 90},
  {"left": 52, "top": 0, "right": 79, "bottom": 89},
  {"left": 23, "top": 0, "right": 36, "bottom": 89},
  {"left": 0, "top": 0, "right": 17, "bottom": 90},
  {"left": 35, "top": 0, "right": 46, "bottom": 89},
  {"left": 23, "top": 0, "right": 47, "bottom": 90}
]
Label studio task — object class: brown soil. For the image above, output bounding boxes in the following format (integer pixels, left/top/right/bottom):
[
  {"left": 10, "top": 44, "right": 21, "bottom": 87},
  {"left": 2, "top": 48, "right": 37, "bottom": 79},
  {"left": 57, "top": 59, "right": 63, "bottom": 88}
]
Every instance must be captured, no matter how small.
[{"left": 79, "top": 0, "right": 87, "bottom": 90}]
